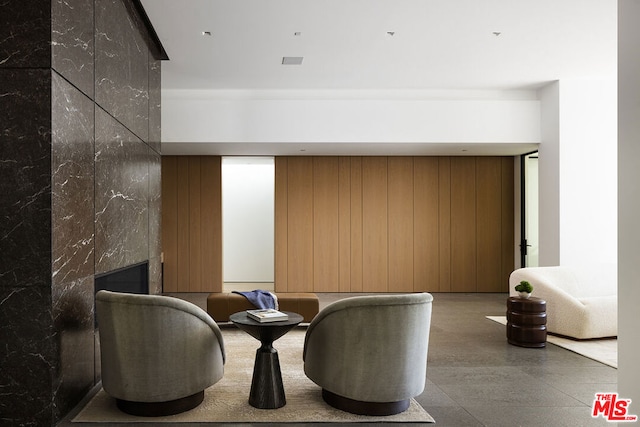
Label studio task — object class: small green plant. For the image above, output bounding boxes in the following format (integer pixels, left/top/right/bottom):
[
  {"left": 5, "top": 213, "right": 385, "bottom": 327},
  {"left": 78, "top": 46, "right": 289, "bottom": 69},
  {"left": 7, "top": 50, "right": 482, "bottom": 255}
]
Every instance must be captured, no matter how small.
[{"left": 515, "top": 280, "right": 533, "bottom": 293}]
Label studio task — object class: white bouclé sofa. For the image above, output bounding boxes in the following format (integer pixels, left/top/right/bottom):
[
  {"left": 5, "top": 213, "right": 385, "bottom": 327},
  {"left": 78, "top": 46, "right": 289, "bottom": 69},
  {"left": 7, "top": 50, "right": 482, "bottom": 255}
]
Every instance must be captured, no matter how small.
[{"left": 509, "top": 265, "right": 617, "bottom": 339}]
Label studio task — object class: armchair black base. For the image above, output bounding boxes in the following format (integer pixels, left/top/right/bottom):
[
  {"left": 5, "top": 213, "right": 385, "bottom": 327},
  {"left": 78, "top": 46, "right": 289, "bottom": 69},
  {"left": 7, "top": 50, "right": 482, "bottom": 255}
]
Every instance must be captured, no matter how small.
[
  {"left": 322, "top": 389, "right": 410, "bottom": 416},
  {"left": 116, "top": 390, "right": 204, "bottom": 417}
]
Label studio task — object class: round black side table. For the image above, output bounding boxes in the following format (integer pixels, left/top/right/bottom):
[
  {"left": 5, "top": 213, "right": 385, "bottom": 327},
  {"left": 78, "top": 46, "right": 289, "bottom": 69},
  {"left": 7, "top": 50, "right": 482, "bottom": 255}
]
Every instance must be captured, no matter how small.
[
  {"left": 506, "top": 296, "right": 547, "bottom": 348},
  {"left": 229, "top": 311, "right": 303, "bottom": 409}
]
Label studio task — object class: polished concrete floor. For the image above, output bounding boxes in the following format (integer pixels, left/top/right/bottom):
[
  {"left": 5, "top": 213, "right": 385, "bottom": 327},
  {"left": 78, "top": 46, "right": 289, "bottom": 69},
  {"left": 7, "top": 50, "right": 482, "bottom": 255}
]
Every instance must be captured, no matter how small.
[{"left": 61, "top": 292, "right": 617, "bottom": 427}]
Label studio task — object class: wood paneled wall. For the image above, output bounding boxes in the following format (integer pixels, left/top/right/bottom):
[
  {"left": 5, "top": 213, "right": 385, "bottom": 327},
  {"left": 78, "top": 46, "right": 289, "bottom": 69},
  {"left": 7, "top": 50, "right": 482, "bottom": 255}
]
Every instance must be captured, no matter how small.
[
  {"left": 275, "top": 156, "right": 514, "bottom": 293},
  {"left": 162, "top": 156, "right": 222, "bottom": 292}
]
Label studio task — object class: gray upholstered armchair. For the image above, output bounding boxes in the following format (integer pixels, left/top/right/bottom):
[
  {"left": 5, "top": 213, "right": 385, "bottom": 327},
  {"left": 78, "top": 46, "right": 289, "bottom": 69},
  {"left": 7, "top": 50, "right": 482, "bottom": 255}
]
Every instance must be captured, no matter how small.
[
  {"left": 95, "top": 290, "right": 225, "bottom": 416},
  {"left": 303, "top": 293, "right": 433, "bottom": 415}
]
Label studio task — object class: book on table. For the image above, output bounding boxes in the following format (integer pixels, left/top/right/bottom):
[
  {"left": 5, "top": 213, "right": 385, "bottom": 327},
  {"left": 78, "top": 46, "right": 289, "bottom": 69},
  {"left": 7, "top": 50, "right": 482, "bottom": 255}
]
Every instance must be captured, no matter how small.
[{"left": 246, "top": 309, "right": 289, "bottom": 323}]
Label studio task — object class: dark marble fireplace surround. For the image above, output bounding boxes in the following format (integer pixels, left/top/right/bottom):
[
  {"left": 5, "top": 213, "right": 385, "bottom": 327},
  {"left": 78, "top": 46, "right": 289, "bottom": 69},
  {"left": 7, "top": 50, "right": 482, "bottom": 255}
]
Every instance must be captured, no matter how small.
[{"left": 0, "top": 1, "right": 165, "bottom": 425}]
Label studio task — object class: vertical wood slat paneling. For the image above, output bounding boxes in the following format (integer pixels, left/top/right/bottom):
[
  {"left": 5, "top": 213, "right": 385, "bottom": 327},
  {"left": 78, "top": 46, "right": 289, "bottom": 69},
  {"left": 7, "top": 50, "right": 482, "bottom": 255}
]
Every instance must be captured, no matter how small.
[
  {"left": 161, "top": 156, "right": 178, "bottom": 292},
  {"left": 274, "top": 157, "right": 288, "bottom": 292},
  {"left": 438, "top": 157, "right": 452, "bottom": 292},
  {"left": 450, "top": 157, "right": 477, "bottom": 292},
  {"left": 271, "top": 155, "right": 515, "bottom": 294},
  {"left": 287, "top": 157, "right": 314, "bottom": 292},
  {"left": 350, "top": 157, "right": 363, "bottom": 292},
  {"left": 414, "top": 157, "right": 440, "bottom": 291},
  {"left": 362, "top": 157, "right": 388, "bottom": 292},
  {"left": 501, "top": 157, "right": 515, "bottom": 292},
  {"left": 188, "top": 157, "right": 202, "bottom": 291},
  {"left": 476, "top": 157, "right": 503, "bottom": 292},
  {"left": 201, "top": 157, "right": 222, "bottom": 292},
  {"left": 388, "top": 157, "right": 414, "bottom": 292},
  {"left": 176, "top": 157, "right": 190, "bottom": 291},
  {"left": 338, "top": 157, "right": 352, "bottom": 292},
  {"left": 161, "top": 156, "right": 222, "bottom": 293},
  {"left": 313, "top": 157, "right": 339, "bottom": 292}
]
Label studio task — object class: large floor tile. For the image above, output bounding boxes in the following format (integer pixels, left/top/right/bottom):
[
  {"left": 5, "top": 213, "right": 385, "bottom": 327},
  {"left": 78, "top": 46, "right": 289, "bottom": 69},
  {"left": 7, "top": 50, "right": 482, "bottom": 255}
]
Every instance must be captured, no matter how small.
[
  {"left": 421, "top": 406, "right": 484, "bottom": 427},
  {"left": 526, "top": 365, "right": 618, "bottom": 385},
  {"left": 550, "top": 382, "right": 618, "bottom": 406},
  {"left": 416, "top": 379, "right": 459, "bottom": 407},
  {"left": 437, "top": 381, "right": 585, "bottom": 407},
  {"left": 465, "top": 405, "right": 616, "bottom": 427},
  {"left": 426, "top": 366, "right": 542, "bottom": 386}
]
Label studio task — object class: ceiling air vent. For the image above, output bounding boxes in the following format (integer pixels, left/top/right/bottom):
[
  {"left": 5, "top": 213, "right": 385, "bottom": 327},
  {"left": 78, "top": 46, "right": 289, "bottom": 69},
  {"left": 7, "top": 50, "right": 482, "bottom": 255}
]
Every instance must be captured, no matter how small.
[{"left": 282, "top": 56, "right": 303, "bottom": 65}]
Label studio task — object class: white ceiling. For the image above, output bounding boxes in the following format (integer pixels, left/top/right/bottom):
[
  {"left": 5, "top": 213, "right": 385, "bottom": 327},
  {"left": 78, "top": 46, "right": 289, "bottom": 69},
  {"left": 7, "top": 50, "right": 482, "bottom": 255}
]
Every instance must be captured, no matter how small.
[{"left": 140, "top": 0, "right": 617, "bottom": 155}]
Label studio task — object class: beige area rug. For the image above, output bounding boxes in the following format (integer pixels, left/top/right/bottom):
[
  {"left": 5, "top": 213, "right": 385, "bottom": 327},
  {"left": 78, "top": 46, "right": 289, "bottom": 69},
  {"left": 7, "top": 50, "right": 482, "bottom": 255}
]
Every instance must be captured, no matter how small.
[
  {"left": 487, "top": 316, "right": 617, "bottom": 368},
  {"left": 74, "top": 327, "right": 434, "bottom": 423}
]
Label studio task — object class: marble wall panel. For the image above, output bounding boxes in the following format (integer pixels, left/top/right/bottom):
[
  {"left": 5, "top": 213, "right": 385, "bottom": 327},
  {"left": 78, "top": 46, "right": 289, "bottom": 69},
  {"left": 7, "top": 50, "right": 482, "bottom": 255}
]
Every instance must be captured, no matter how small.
[
  {"left": 149, "top": 151, "right": 161, "bottom": 259},
  {"left": 0, "top": 0, "right": 51, "bottom": 68},
  {"left": 0, "top": 286, "right": 56, "bottom": 426},
  {"left": 95, "top": 0, "right": 149, "bottom": 142},
  {"left": 52, "top": 274, "right": 95, "bottom": 420},
  {"left": 95, "top": 107, "right": 150, "bottom": 274},
  {"left": 1, "top": 0, "right": 162, "bottom": 422},
  {"left": 51, "top": 74, "right": 97, "bottom": 419},
  {"left": 0, "top": 69, "right": 52, "bottom": 289},
  {"left": 52, "top": 72, "right": 95, "bottom": 286},
  {"left": 149, "top": 58, "right": 162, "bottom": 153},
  {"left": 149, "top": 256, "right": 162, "bottom": 295},
  {"left": 0, "top": 68, "right": 56, "bottom": 426},
  {"left": 52, "top": 0, "right": 95, "bottom": 98}
]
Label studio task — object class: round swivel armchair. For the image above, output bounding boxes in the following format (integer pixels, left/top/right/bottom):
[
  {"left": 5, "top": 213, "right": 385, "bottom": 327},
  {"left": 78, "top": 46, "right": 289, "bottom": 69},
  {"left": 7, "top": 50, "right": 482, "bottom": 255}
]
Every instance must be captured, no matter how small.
[
  {"left": 96, "top": 290, "right": 225, "bottom": 416},
  {"left": 303, "top": 293, "right": 433, "bottom": 415}
]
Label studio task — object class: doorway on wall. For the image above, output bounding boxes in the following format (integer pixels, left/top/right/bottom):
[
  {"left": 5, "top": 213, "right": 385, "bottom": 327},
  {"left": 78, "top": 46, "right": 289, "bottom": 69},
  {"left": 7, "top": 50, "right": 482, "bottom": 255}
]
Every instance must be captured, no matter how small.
[
  {"left": 221, "top": 157, "right": 275, "bottom": 292},
  {"left": 521, "top": 151, "right": 539, "bottom": 267}
]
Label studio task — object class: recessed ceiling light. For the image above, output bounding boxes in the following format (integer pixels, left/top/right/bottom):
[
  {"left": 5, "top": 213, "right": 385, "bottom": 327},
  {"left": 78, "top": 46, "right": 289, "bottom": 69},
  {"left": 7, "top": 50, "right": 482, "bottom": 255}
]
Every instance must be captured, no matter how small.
[
  {"left": 282, "top": 56, "right": 303, "bottom": 65},
  {"left": 202, "top": 31, "right": 212, "bottom": 36}
]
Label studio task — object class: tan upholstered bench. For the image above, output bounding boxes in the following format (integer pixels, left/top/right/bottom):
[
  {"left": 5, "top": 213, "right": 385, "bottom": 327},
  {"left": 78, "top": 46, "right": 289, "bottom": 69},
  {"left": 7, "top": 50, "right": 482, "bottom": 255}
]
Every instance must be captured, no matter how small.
[{"left": 207, "top": 292, "right": 319, "bottom": 323}]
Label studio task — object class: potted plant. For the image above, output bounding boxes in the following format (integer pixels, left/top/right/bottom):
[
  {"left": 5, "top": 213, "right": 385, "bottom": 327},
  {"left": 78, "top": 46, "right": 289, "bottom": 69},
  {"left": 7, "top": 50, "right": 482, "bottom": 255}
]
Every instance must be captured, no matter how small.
[{"left": 515, "top": 280, "right": 533, "bottom": 299}]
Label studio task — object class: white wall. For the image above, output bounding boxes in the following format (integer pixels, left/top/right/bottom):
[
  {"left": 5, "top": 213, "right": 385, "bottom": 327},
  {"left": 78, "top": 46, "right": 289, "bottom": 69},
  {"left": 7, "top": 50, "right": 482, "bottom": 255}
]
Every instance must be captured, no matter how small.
[
  {"left": 559, "top": 80, "right": 617, "bottom": 266},
  {"left": 618, "top": 0, "right": 640, "bottom": 406},
  {"left": 162, "top": 90, "right": 540, "bottom": 144},
  {"left": 222, "top": 157, "right": 274, "bottom": 282},
  {"left": 538, "top": 79, "right": 617, "bottom": 266},
  {"left": 538, "top": 83, "right": 561, "bottom": 266}
]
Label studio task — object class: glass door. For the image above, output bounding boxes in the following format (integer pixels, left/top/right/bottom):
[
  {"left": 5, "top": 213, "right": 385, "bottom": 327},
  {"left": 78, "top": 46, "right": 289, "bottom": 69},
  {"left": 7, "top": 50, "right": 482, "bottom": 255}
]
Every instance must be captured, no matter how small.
[{"left": 521, "top": 152, "right": 539, "bottom": 267}]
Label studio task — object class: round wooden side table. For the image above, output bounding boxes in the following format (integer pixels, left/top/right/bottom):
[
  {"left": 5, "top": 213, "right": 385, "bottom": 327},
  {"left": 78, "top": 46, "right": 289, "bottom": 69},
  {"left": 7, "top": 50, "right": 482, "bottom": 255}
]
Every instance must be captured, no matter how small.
[{"left": 506, "top": 296, "right": 547, "bottom": 348}]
